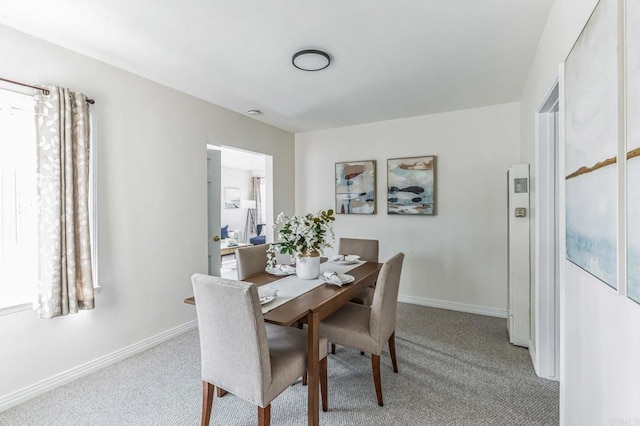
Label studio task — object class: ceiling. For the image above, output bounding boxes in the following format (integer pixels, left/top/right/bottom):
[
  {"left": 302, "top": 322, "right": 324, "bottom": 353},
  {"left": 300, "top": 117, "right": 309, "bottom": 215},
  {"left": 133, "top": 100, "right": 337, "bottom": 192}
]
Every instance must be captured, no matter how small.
[
  {"left": 218, "top": 147, "right": 266, "bottom": 173},
  {"left": 0, "top": 0, "right": 554, "bottom": 133}
]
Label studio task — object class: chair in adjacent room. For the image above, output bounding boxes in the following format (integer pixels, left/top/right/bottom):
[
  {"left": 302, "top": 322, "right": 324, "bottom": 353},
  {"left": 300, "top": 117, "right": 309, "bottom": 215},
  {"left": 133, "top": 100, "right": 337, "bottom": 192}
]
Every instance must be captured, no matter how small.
[
  {"left": 236, "top": 244, "right": 269, "bottom": 280},
  {"left": 191, "top": 274, "right": 329, "bottom": 426},
  {"left": 250, "top": 223, "right": 266, "bottom": 245},
  {"left": 319, "top": 252, "right": 404, "bottom": 407}
]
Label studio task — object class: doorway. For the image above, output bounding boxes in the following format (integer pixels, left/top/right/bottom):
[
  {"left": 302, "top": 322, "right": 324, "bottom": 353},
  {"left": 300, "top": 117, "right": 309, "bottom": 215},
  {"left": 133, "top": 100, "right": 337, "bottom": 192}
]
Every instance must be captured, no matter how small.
[
  {"left": 207, "top": 144, "right": 273, "bottom": 279},
  {"left": 534, "top": 81, "right": 560, "bottom": 381}
]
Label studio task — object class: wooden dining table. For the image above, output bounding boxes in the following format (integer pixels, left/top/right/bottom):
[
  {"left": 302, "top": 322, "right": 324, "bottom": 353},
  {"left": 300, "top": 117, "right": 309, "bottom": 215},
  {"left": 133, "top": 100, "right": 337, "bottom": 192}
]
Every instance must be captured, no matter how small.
[{"left": 184, "top": 260, "right": 381, "bottom": 426}]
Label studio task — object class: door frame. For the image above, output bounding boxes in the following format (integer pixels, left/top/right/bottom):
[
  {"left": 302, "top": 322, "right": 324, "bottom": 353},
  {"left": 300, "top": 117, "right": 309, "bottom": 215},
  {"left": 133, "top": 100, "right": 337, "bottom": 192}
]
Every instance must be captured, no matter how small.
[{"left": 533, "top": 80, "right": 561, "bottom": 381}]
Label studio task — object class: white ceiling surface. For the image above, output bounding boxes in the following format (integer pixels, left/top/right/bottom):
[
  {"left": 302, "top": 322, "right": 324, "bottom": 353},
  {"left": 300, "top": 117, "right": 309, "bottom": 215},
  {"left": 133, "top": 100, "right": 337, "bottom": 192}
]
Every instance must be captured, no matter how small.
[
  {"left": 0, "top": 0, "right": 554, "bottom": 133},
  {"left": 220, "top": 147, "right": 266, "bottom": 173}
]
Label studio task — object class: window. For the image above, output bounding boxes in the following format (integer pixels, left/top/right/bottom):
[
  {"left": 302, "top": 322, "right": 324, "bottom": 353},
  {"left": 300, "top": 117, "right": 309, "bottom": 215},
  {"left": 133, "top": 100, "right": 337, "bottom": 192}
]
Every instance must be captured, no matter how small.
[
  {"left": 0, "top": 88, "right": 98, "bottom": 313},
  {"left": 0, "top": 89, "right": 37, "bottom": 309}
]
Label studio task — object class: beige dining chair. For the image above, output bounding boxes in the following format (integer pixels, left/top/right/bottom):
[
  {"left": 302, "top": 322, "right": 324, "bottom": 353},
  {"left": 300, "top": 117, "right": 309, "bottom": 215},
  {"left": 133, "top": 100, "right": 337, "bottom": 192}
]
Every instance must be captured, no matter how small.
[
  {"left": 236, "top": 244, "right": 269, "bottom": 280},
  {"left": 191, "top": 274, "right": 328, "bottom": 426},
  {"left": 338, "top": 238, "right": 379, "bottom": 306},
  {"left": 319, "top": 252, "right": 404, "bottom": 407},
  {"left": 329, "top": 238, "right": 379, "bottom": 355}
]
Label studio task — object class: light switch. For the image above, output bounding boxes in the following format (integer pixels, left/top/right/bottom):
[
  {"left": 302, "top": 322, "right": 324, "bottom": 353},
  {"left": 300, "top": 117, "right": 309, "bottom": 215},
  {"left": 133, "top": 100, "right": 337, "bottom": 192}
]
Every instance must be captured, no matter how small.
[{"left": 515, "top": 207, "right": 527, "bottom": 217}]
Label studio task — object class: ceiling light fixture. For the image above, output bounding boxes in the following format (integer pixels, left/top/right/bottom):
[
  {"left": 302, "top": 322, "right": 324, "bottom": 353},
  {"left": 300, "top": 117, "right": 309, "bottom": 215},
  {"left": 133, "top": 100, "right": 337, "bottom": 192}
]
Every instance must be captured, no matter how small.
[
  {"left": 247, "top": 109, "right": 261, "bottom": 115},
  {"left": 292, "top": 49, "right": 331, "bottom": 71}
]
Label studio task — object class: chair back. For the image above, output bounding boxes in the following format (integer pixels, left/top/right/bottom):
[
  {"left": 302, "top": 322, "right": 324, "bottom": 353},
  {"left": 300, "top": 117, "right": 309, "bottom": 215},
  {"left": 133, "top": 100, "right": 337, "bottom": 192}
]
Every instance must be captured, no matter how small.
[
  {"left": 369, "top": 253, "right": 405, "bottom": 345},
  {"left": 236, "top": 244, "right": 269, "bottom": 280},
  {"left": 191, "top": 274, "right": 271, "bottom": 406},
  {"left": 338, "top": 238, "right": 379, "bottom": 262}
]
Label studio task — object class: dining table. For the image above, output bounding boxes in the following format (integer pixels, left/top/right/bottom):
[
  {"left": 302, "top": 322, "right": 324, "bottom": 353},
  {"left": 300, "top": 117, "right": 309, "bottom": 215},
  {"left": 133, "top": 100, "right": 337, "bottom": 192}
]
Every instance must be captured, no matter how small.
[{"left": 184, "top": 259, "right": 382, "bottom": 426}]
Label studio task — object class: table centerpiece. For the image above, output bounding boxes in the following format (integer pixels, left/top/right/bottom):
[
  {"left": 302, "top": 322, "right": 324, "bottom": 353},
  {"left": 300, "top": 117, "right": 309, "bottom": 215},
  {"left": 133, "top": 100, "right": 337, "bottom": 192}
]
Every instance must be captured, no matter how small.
[{"left": 266, "top": 209, "right": 335, "bottom": 279}]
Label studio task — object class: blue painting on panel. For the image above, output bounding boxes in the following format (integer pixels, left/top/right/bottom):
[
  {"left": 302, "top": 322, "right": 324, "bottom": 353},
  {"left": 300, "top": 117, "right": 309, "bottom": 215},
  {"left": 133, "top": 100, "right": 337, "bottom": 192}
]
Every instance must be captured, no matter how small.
[
  {"left": 335, "top": 160, "right": 376, "bottom": 214},
  {"left": 387, "top": 156, "right": 435, "bottom": 215},
  {"left": 564, "top": 0, "right": 618, "bottom": 289},
  {"left": 627, "top": 0, "right": 640, "bottom": 304}
]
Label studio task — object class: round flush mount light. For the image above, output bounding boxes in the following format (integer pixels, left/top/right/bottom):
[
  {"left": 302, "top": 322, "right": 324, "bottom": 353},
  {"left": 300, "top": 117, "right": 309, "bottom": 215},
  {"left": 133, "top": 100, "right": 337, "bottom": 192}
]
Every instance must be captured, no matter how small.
[
  {"left": 247, "top": 109, "right": 261, "bottom": 115},
  {"left": 292, "top": 49, "right": 331, "bottom": 71}
]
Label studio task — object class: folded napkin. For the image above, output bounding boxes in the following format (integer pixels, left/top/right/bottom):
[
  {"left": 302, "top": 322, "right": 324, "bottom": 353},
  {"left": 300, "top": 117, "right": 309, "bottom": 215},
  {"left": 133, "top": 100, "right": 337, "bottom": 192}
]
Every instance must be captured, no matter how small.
[
  {"left": 258, "top": 286, "right": 278, "bottom": 299},
  {"left": 323, "top": 271, "right": 344, "bottom": 286},
  {"left": 266, "top": 264, "right": 296, "bottom": 275},
  {"left": 278, "top": 265, "right": 296, "bottom": 274},
  {"left": 329, "top": 254, "right": 360, "bottom": 262}
]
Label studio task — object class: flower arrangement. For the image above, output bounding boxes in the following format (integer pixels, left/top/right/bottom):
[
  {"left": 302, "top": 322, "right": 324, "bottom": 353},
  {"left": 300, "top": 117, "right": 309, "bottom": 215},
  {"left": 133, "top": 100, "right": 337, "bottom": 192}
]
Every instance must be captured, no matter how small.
[{"left": 266, "top": 209, "right": 335, "bottom": 269}]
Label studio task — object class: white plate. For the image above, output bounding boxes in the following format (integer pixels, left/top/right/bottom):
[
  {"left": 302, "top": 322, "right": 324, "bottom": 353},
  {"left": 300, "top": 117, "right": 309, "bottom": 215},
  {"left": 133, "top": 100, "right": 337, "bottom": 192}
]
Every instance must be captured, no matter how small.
[
  {"left": 330, "top": 259, "right": 360, "bottom": 265},
  {"left": 260, "top": 295, "right": 277, "bottom": 305},
  {"left": 319, "top": 274, "right": 355, "bottom": 286},
  {"left": 266, "top": 265, "right": 296, "bottom": 276},
  {"left": 329, "top": 255, "right": 360, "bottom": 265}
]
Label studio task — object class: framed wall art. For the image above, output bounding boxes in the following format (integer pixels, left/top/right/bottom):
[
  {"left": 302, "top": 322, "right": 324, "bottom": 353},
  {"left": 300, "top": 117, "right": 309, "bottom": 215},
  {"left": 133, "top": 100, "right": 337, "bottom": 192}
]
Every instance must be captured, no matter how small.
[
  {"left": 627, "top": 0, "right": 640, "bottom": 303},
  {"left": 387, "top": 155, "right": 436, "bottom": 215},
  {"left": 335, "top": 160, "right": 376, "bottom": 214},
  {"left": 564, "top": 0, "right": 618, "bottom": 289},
  {"left": 223, "top": 187, "right": 241, "bottom": 209}
]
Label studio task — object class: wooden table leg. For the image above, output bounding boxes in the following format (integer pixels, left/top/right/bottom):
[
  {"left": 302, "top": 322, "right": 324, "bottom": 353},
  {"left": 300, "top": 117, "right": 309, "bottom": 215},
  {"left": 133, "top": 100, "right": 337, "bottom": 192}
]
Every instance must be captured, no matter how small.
[{"left": 307, "top": 311, "right": 320, "bottom": 426}]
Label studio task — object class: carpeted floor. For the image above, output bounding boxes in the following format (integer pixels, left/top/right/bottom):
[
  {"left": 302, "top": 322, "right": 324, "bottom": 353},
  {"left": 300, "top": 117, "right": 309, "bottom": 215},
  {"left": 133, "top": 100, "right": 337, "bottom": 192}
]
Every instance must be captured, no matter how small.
[{"left": 0, "top": 304, "right": 559, "bottom": 425}]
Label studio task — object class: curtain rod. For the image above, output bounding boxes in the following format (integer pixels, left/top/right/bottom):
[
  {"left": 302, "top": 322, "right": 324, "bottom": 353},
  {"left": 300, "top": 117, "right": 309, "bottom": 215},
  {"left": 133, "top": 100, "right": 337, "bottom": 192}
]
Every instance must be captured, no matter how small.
[{"left": 0, "top": 77, "right": 95, "bottom": 104}]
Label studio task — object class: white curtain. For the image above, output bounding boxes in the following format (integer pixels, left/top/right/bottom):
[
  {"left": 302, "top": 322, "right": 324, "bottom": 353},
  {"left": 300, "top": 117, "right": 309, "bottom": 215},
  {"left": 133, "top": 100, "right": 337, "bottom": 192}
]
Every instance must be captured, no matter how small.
[
  {"left": 35, "top": 85, "right": 94, "bottom": 318},
  {"left": 252, "top": 177, "right": 264, "bottom": 226}
]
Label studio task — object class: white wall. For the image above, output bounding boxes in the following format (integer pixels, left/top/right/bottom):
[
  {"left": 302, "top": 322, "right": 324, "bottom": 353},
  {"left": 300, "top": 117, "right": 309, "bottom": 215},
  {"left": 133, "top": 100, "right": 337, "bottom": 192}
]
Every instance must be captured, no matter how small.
[
  {"left": 220, "top": 167, "right": 252, "bottom": 233},
  {"left": 296, "top": 103, "right": 521, "bottom": 316},
  {"left": 0, "top": 24, "right": 294, "bottom": 405},
  {"left": 521, "top": 0, "right": 640, "bottom": 423}
]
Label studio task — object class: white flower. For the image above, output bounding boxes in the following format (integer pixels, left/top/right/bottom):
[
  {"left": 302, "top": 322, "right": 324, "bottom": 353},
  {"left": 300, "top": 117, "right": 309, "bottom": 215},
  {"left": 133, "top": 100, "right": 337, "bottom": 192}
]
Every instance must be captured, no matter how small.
[{"left": 265, "top": 209, "right": 335, "bottom": 270}]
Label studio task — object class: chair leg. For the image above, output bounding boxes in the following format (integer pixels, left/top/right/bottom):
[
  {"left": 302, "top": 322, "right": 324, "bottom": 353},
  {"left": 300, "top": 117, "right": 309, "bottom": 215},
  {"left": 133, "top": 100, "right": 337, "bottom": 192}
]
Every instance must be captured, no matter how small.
[
  {"left": 302, "top": 372, "right": 308, "bottom": 386},
  {"left": 388, "top": 331, "right": 399, "bottom": 373},
  {"left": 331, "top": 343, "right": 336, "bottom": 354},
  {"left": 371, "top": 354, "right": 383, "bottom": 406},
  {"left": 320, "top": 357, "right": 328, "bottom": 412},
  {"left": 258, "top": 404, "right": 271, "bottom": 426},
  {"left": 202, "top": 381, "right": 214, "bottom": 426},
  {"left": 216, "top": 387, "right": 228, "bottom": 397}
]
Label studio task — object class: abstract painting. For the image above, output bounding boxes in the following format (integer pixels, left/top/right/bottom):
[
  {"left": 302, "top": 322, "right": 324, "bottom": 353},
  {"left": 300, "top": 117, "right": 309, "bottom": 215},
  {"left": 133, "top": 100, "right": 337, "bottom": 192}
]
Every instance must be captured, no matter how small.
[
  {"left": 564, "top": 0, "right": 618, "bottom": 289},
  {"left": 627, "top": 0, "right": 640, "bottom": 303},
  {"left": 387, "top": 156, "right": 436, "bottom": 215},
  {"left": 335, "top": 160, "right": 376, "bottom": 214}
]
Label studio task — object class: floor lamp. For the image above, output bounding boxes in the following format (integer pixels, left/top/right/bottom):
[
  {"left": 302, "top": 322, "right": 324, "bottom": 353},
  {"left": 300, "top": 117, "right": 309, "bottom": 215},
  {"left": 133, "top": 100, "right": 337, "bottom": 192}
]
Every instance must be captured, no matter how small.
[{"left": 241, "top": 199, "right": 257, "bottom": 243}]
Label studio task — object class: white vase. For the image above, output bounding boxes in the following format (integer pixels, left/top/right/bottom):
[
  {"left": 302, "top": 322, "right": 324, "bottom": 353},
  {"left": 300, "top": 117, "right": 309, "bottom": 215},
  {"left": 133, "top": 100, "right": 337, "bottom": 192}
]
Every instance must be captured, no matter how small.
[{"left": 296, "top": 253, "right": 321, "bottom": 279}]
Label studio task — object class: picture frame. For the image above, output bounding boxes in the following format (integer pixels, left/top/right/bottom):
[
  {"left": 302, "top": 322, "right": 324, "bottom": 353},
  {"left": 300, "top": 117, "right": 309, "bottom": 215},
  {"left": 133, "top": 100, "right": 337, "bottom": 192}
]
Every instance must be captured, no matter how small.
[
  {"left": 335, "top": 160, "right": 376, "bottom": 214},
  {"left": 223, "top": 187, "right": 241, "bottom": 209},
  {"left": 387, "top": 155, "right": 436, "bottom": 215},
  {"left": 564, "top": 0, "right": 618, "bottom": 289}
]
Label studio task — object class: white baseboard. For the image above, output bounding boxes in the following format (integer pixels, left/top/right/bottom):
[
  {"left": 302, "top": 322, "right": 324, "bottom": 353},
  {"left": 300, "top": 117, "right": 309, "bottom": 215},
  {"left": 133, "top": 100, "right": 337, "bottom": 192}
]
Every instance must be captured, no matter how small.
[
  {"left": 397, "top": 294, "right": 508, "bottom": 318},
  {"left": 0, "top": 319, "right": 198, "bottom": 412}
]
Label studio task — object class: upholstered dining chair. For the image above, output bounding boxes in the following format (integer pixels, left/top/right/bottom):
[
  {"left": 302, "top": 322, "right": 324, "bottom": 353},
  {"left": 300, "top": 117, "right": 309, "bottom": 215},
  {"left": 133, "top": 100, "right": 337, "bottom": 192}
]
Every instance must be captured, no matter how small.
[
  {"left": 236, "top": 244, "right": 269, "bottom": 280},
  {"left": 329, "top": 238, "right": 379, "bottom": 355},
  {"left": 319, "top": 252, "right": 404, "bottom": 407},
  {"left": 191, "top": 274, "right": 328, "bottom": 426},
  {"left": 338, "top": 238, "right": 379, "bottom": 306}
]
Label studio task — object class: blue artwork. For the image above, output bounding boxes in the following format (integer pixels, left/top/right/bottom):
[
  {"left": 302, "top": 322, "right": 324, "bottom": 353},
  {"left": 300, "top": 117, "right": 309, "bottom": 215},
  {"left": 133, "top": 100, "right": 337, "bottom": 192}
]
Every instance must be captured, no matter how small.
[
  {"left": 627, "top": 0, "right": 640, "bottom": 304},
  {"left": 335, "top": 160, "right": 376, "bottom": 214},
  {"left": 387, "top": 156, "right": 435, "bottom": 215},
  {"left": 564, "top": 0, "right": 618, "bottom": 289}
]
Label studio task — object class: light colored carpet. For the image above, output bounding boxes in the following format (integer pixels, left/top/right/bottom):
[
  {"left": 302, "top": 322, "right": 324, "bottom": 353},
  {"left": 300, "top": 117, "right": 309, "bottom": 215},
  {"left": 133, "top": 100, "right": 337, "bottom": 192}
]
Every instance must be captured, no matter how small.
[
  {"left": 220, "top": 254, "right": 238, "bottom": 280},
  {"left": 0, "top": 304, "right": 558, "bottom": 425}
]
